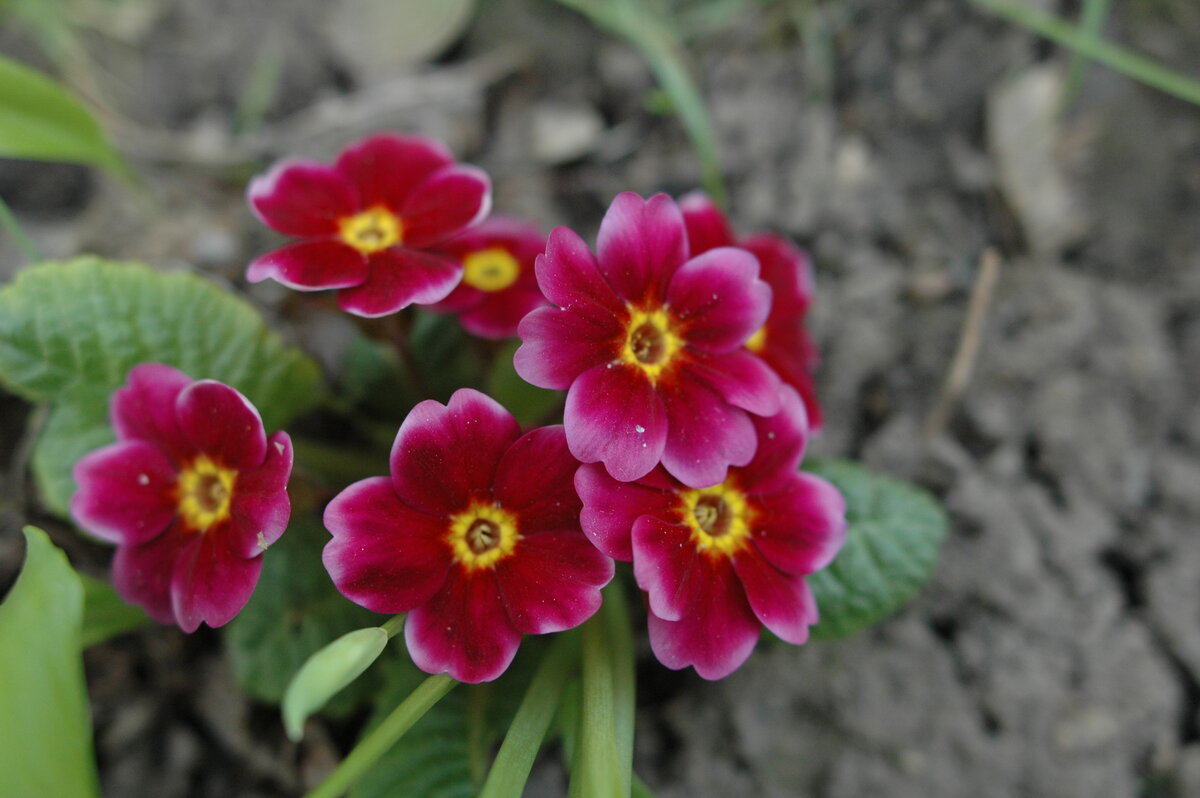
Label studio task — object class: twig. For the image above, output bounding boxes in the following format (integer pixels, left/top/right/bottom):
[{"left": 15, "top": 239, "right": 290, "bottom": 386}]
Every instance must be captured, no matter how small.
[{"left": 924, "top": 249, "right": 1002, "bottom": 437}]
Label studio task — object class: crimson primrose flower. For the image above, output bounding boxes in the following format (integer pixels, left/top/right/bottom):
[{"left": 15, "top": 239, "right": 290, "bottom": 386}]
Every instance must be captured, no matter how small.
[
  {"left": 429, "top": 217, "right": 549, "bottom": 339},
  {"left": 514, "top": 192, "right": 783, "bottom": 489},
  {"left": 322, "top": 389, "right": 613, "bottom": 684},
  {"left": 70, "top": 364, "right": 293, "bottom": 633},
  {"left": 679, "top": 191, "right": 823, "bottom": 432},
  {"left": 246, "top": 133, "right": 491, "bottom": 317},
  {"left": 575, "top": 386, "right": 845, "bottom": 679}
]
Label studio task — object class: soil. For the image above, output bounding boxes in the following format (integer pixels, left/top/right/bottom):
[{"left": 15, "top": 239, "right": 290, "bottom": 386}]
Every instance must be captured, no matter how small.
[{"left": 2, "top": 1, "right": 1200, "bottom": 796}]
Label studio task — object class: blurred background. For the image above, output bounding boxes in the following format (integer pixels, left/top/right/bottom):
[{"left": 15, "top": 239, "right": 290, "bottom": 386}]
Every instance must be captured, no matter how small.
[{"left": 1, "top": 0, "right": 1199, "bottom": 795}]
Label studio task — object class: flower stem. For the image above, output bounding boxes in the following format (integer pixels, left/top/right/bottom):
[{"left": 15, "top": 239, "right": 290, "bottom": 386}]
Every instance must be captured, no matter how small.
[
  {"left": 304, "top": 674, "right": 457, "bottom": 798},
  {"left": 601, "top": 583, "right": 636, "bottom": 791},
  {"left": 379, "top": 614, "right": 405, "bottom": 639},
  {"left": 478, "top": 633, "right": 579, "bottom": 798},
  {"left": 571, "top": 598, "right": 624, "bottom": 798}
]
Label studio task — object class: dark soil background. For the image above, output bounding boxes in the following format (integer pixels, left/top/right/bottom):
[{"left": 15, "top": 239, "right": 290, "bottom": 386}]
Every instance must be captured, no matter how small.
[{"left": 2, "top": 1, "right": 1200, "bottom": 796}]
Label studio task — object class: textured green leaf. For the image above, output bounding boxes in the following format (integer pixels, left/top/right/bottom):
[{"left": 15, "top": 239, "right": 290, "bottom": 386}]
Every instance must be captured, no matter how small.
[
  {"left": 487, "top": 340, "right": 562, "bottom": 427},
  {"left": 79, "top": 571, "right": 150, "bottom": 647},
  {"left": 0, "top": 256, "right": 324, "bottom": 514},
  {"left": 0, "top": 527, "right": 100, "bottom": 798},
  {"left": 803, "top": 458, "right": 947, "bottom": 639},
  {"left": 0, "top": 55, "right": 127, "bottom": 174},
  {"left": 227, "top": 520, "right": 385, "bottom": 715}
]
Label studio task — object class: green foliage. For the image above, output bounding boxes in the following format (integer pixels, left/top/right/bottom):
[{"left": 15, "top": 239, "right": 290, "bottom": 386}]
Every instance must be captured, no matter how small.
[
  {"left": 0, "top": 256, "right": 324, "bottom": 514},
  {"left": 283, "top": 626, "right": 390, "bottom": 741},
  {"left": 227, "top": 520, "right": 384, "bottom": 715},
  {"left": 0, "top": 528, "right": 100, "bottom": 798},
  {"left": 0, "top": 54, "right": 127, "bottom": 174},
  {"left": 487, "top": 340, "right": 562, "bottom": 426},
  {"left": 803, "top": 459, "right": 947, "bottom": 639},
  {"left": 79, "top": 571, "right": 150, "bottom": 647}
]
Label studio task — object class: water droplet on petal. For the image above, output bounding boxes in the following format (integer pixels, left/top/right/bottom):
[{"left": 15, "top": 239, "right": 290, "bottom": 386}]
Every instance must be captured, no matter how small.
[
  {"left": 137, "top": 474, "right": 150, "bottom": 486},
  {"left": 635, "top": 424, "right": 645, "bottom": 434}
]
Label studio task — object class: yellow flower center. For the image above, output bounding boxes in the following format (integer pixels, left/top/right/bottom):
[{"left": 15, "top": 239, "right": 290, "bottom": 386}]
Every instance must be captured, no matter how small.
[
  {"left": 745, "top": 325, "right": 768, "bottom": 353},
  {"left": 620, "top": 307, "right": 683, "bottom": 381},
  {"left": 680, "top": 480, "right": 752, "bottom": 558},
  {"left": 447, "top": 501, "right": 521, "bottom": 572},
  {"left": 462, "top": 247, "right": 521, "bottom": 292},
  {"left": 176, "top": 455, "right": 237, "bottom": 532},
  {"left": 339, "top": 206, "right": 403, "bottom": 254}
]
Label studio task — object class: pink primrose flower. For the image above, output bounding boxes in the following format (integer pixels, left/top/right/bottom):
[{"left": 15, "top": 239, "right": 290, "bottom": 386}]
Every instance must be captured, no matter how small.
[
  {"left": 679, "top": 191, "right": 823, "bottom": 431},
  {"left": 429, "top": 217, "right": 549, "bottom": 339},
  {"left": 514, "top": 192, "right": 783, "bottom": 489},
  {"left": 246, "top": 133, "right": 492, "bottom": 318},
  {"left": 575, "top": 386, "right": 845, "bottom": 679},
  {"left": 322, "top": 389, "right": 614, "bottom": 683},
  {"left": 71, "top": 364, "right": 293, "bottom": 633}
]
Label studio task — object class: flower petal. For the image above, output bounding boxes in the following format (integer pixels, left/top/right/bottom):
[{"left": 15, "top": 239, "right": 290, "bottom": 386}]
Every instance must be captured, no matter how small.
[
  {"left": 111, "top": 362, "right": 192, "bottom": 461},
  {"left": 323, "top": 477, "right": 454, "bottom": 612},
  {"left": 336, "top": 248, "right": 462, "bottom": 317},
  {"left": 645, "top": 560, "right": 761, "bottom": 680},
  {"left": 575, "top": 464, "right": 677, "bottom": 561},
  {"left": 668, "top": 246, "right": 770, "bottom": 353},
  {"left": 247, "top": 159, "right": 358, "bottom": 237},
  {"left": 170, "top": 527, "right": 263, "bottom": 632},
  {"left": 564, "top": 363, "right": 667, "bottom": 483},
  {"left": 496, "top": 532, "right": 613, "bottom": 634},
  {"left": 685, "top": 349, "right": 783, "bottom": 418},
  {"left": 176, "top": 380, "right": 267, "bottom": 470},
  {"left": 70, "top": 440, "right": 178, "bottom": 546},
  {"left": 535, "top": 227, "right": 625, "bottom": 321},
  {"left": 400, "top": 165, "right": 492, "bottom": 248},
  {"left": 631, "top": 515, "right": 702, "bottom": 621},
  {"left": 660, "top": 376, "right": 756, "bottom": 489},
  {"left": 335, "top": 134, "right": 454, "bottom": 212},
  {"left": 245, "top": 240, "right": 369, "bottom": 290},
  {"left": 405, "top": 572, "right": 522, "bottom": 683},
  {"left": 514, "top": 306, "right": 621, "bottom": 390},
  {"left": 459, "top": 287, "right": 547, "bottom": 340},
  {"left": 736, "top": 385, "right": 808, "bottom": 493},
  {"left": 751, "top": 472, "right": 847, "bottom": 574},
  {"left": 743, "top": 234, "right": 813, "bottom": 316},
  {"left": 227, "top": 431, "right": 293, "bottom": 558},
  {"left": 389, "top": 390, "right": 520, "bottom": 516},
  {"left": 596, "top": 192, "right": 687, "bottom": 304},
  {"left": 493, "top": 427, "right": 580, "bottom": 532},
  {"left": 732, "top": 549, "right": 818, "bottom": 644},
  {"left": 110, "top": 521, "right": 195, "bottom": 626},
  {"left": 679, "top": 191, "right": 736, "bottom": 254}
]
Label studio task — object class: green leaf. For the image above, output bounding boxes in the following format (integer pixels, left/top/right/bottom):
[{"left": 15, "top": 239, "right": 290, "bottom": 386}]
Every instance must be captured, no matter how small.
[
  {"left": 0, "top": 256, "right": 324, "bottom": 514},
  {"left": 803, "top": 458, "right": 948, "bottom": 639},
  {"left": 0, "top": 55, "right": 128, "bottom": 174},
  {"left": 79, "top": 572, "right": 150, "bottom": 647},
  {"left": 0, "top": 527, "right": 100, "bottom": 798},
  {"left": 486, "top": 340, "right": 561, "bottom": 426},
  {"left": 226, "top": 519, "right": 384, "bottom": 715},
  {"left": 283, "top": 626, "right": 389, "bottom": 741}
]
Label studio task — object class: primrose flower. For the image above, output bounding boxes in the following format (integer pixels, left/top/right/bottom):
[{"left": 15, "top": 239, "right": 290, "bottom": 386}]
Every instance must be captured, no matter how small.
[
  {"left": 679, "top": 191, "right": 823, "bottom": 431},
  {"left": 71, "top": 364, "right": 293, "bottom": 632},
  {"left": 515, "top": 192, "right": 782, "bottom": 489},
  {"left": 430, "top": 217, "right": 549, "bottom": 339},
  {"left": 246, "top": 133, "right": 492, "bottom": 317},
  {"left": 323, "top": 389, "right": 613, "bottom": 683},
  {"left": 576, "top": 386, "right": 845, "bottom": 679}
]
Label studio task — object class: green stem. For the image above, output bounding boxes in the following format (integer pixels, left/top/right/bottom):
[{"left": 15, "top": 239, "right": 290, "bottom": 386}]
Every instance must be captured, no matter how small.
[
  {"left": 479, "top": 633, "right": 579, "bottom": 798},
  {"left": 1059, "top": 0, "right": 1112, "bottom": 110},
  {"left": 573, "top": 608, "right": 623, "bottom": 798},
  {"left": 631, "top": 773, "right": 657, "bottom": 798},
  {"left": 602, "top": 583, "right": 635, "bottom": 794},
  {"left": 0, "top": 195, "right": 42, "bottom": 262},
  {"left": 968, "top": 0, "right": 1200, "bottom": 106},
  {"left": 467, "top": 685, "right": 492, "bottom": 786},
  {"left": 379, "top": 614, "right": 406, "bottom": 639},
  {"left": 304, "top": 674, "right": 457, "bottom": 798}
]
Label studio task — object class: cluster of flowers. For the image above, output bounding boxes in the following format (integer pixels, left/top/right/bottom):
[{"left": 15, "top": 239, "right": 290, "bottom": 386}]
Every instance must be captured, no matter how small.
[{"left": 71, "top": 134, "right": 845, "bottom": 681}]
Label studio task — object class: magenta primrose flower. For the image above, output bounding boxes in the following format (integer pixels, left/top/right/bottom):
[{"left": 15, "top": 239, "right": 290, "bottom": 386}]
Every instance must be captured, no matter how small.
[
  {"left": 323, "top": 389, "right": 614, "bottom": 683},
  {"left": 71, "top": 364, "right": 293, "bottom": 632},
  {"left": 679, "top": 191, "right": 823, "bottom": 432},
  {"left": 515, "top": 192, "right": 783, "bottom": 489},
  {"left": 246, "top": 133, "right": 492, "bottom": 317},
  {"left": 576, "top": 386, "right": 845, "bottom": 679},
  {"left": 430, "top": 216, "right": 549, "bottom": 339}
]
